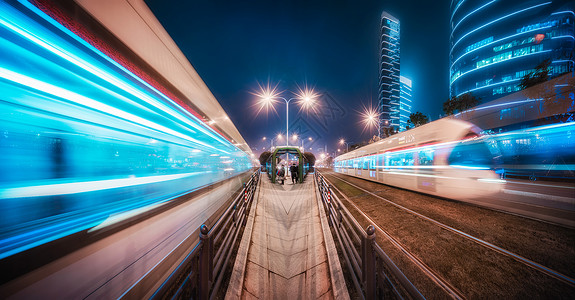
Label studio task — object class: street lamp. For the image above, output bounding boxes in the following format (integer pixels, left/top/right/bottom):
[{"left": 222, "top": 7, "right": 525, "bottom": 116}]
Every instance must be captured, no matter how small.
[
  {"left": 293, "top": 135, "right": 313, "bottom": 149},
  {"left": 257, "top": 85, "right": 318, "bottom": 146},
  {"left": 339, "top": 139, "right": 349, "bottom": 152},
  {"left": 302, "top": 136, "right": 312, "bottom": 149},
  {"left": 361, "top": 106, "right": 380, "bottom": 138}
]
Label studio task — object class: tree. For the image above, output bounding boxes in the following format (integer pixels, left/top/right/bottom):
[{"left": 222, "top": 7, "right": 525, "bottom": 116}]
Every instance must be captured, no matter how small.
[
  {"left": 258, "top": 151, "right": 271, "bottom": 165},
  {"left": 519, "top": 59, "right": 551, "bottom": 90},
  {"left": 407, "top": 111, "right": 429, "bottom": 128},
  {"left": 368, "top": 135, "right": 381, "bottom": 144},
  {"left": 303, "top": 152, "right": 316, "bottom": 166},
  {"left": 442, "top": 96, "right": 457, "bottom": 116},
  {"left": 442, "top": 93, "right": 479, "bottom": 116},
  {"left": 381, "top": 126, "right": 397, "bottom": 138},
  {"left": 458, "top": 93, "right": 479, "bottom": 112},
  {"left": 325, "top": 156, "right": 334, "bottom": 167}
]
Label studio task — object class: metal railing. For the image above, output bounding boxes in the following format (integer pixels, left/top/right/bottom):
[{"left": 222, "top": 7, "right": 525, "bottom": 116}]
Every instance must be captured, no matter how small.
[
  {"left": 315, "top": 171, "right": 424, "bottom": 300},
  {"left": 152, "top": 171, "right": 260, "bottom": 300}
]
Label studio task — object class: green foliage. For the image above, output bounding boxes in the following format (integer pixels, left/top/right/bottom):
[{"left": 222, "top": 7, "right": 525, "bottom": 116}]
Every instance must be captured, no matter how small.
[
  {"left": 519, "top": 59, "right": 551, "bottom": 90},
  {"left": 381, "top": 126, "right": 397, "bottom": 137},
  {"left": 368, "top": 135, "right": 381, "bottom": 144},
  {"left": 443, "top": 96, "right": 457, "bottom": 116},
  {"left": 325, "top": 156, "right": 334, "bottom": 166},
  {"left": 442, "top": 93, "right": 480, "bottom": 116},
  {"left": 407, "top": 111, "right": 429, "bottom": 128},
  {"left": 258, "top": 151, "right": 271, "bottom": 165}
]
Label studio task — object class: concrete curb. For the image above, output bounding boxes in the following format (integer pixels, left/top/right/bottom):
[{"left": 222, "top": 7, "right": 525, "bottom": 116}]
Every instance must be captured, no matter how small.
[
  {"left": 225, "top": 172, "right": 261, "bottom": 299},
  {"left": 314, "top": 175, "right": 350, "bottom": 300}
]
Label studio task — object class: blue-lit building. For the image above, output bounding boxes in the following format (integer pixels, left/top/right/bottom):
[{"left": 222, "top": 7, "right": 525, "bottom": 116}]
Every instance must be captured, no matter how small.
[
  {"left": 399, "top": 75, "right": 413, "bottom": 131},
  {"left": 379, "top": 11, "right": 401, "bottom": 132},
  {"left": 449, "top": 0, "right": 575, "bottom": 104}
]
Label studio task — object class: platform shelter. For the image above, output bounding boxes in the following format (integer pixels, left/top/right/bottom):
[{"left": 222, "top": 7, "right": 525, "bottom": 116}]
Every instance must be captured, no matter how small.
[{"left": 266, "top": 146, "right": 308, "bottom": 183}]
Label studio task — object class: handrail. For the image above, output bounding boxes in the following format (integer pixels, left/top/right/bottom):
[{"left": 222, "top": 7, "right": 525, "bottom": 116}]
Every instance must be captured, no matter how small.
[
  {"left": 315, "top": 171, "right": 424, "bottom": 300},
  {"left": 151, "top": 170, "right": 260, "bottom": 300}
]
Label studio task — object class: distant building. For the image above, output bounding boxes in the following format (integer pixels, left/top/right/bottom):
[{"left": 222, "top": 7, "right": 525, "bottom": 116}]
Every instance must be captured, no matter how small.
[
  {"left": 378, "top": 11, "right": 401, "bottom": 133},
  {"left": 449, "top": 0, "right": 574, "bottom": 104},
  {"left": 399, "top": 75, "right": 412, "bottom": 131}
]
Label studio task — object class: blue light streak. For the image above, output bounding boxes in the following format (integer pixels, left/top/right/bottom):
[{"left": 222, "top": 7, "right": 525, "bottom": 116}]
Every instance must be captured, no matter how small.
[
  {"left": 0, "top": 1, "right": 252, "bottom": 260},
  {"left": 450, "top": 0, "right": 466, "bottom": 22},
  {"left": 452, "top": 0, "right": 497, "bottom": 33},
  {"left": 450, "top": 50, "right": 551, "bottom": 87},
  {"left": 454, "top": 59, "right": 572, "bottom": 97},
  {"left": 450, "top": 25, "right": 554, "bottom": 71},
  {"left": 451, "top": 2, "right": 551, "bottom": 54},
  {"left": 17, "top": 0, "right": 234, "bottom": 149}
]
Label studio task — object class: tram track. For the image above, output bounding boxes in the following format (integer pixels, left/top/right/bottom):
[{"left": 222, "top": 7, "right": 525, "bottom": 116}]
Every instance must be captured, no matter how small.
[
  {"left": 330, "top": 177, "right": 467, "bottom": 299},
  {"left": 320, "top": 170, "right": 575, "bottom": 298}
]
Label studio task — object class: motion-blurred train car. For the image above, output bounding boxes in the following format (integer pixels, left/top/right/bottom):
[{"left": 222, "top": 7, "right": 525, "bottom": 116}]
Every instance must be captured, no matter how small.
[
  {"left": 493, "top": 122, "right": 575, "bottom": 181},
  {"left": 334, "top": 119, "right": 506, "bottom": 201},
  {"left": 0, "top": 0, "right": 253, "bottom": 261}
]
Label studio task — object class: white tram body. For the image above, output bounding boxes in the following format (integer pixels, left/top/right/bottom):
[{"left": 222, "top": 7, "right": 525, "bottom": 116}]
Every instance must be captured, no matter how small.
[{"left": 334, "top": 119, "right": 506, "bottom": 200}]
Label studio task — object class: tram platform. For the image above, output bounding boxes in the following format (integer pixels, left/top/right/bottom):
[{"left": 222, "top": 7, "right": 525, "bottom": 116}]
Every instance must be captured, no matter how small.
[{"left": 226, "top": 173, "right": 349, "bottom": 299}]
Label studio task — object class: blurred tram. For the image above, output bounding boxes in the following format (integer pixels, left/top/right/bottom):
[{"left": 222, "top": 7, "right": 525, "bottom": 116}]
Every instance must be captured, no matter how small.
[
  {"left": 0, "top": 0, "right": 253, "bottom": 260},
  {"left": 492, "top": 122, "right": 575, "bottom": 181},
  {"left": 334, "top": 119, "right": 506, "bottom": 201}
]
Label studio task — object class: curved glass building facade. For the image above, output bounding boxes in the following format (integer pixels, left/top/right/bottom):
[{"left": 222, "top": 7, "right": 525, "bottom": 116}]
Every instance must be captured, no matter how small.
[{"left": 449, "top": 0, "right": 574, "bottom": 103}]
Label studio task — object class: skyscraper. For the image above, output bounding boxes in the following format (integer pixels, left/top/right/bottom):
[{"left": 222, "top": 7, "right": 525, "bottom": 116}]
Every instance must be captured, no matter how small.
[
  {"left": 399, "top": 75, "right": 413, "bottom": 131},
  {"left": 449, "top": 0, "right": 574, "bottom": 104},
  {"left": 379, "top": 11, "right": 401, "bottom": 134}
]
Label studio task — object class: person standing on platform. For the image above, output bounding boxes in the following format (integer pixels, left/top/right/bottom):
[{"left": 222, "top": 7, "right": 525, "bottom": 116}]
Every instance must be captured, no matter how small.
[
  {"left": 277, "top": 165, "right": 285, "bottom": 185},
  {"left": 290, "top": 163, "right": 299, "bottom": 184}
]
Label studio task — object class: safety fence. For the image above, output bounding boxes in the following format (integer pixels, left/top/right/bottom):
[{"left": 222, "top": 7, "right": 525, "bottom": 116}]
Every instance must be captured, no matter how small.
[
  {"left": 152, "top": 171, "right": 260, "bottom": 300},
  {"left": 315, "top": 171, "right": 424, "bottom": 300}
]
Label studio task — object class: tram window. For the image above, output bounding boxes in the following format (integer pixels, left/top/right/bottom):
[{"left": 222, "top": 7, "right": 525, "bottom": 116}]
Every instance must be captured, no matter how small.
[
  {"left": 377, "top": 154, "right": 384, "bottom": 169},
  {"left": 363, "top": 157, "right": 369, "bottom": 170},
  {"left": 448, "top": 141, "right": 492, "bottom": 168},
  {"left": 369, "top": 156, "right": 376, "bottom": 170},
  {"left": 386, "top": 151, "right": 414, "bottom": 168},
  {"left": 418, "top": 149, "right": 434, "bottom": 166}
]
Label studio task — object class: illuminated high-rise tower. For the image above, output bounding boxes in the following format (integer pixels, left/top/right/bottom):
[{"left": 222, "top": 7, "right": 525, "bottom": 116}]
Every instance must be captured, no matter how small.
[
  {"left": 449, "top": 0, "right": 574, "bottom": 104},
  {"left": 378, "top": 11, "right": 401, "bottom": 134}
]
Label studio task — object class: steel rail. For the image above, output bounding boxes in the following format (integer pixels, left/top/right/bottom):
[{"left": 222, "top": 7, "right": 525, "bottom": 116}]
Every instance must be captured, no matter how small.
[
  {"left": 316, "top": 172, "right": 424, "bottom": 299},
  {"left": 324, "top": 173, "right": 464, "bottom": 299},
  {"left": 327, "top": 171, "right": 575, "bottom": 287}
]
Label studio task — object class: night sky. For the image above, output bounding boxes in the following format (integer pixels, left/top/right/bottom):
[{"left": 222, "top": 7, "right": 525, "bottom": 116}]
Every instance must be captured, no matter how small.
[{"left": 145, "top": 0, "right": 450, "bottom": 155}]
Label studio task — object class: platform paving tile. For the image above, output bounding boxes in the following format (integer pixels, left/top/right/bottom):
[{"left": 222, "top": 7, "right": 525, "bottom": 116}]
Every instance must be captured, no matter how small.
[
  {"left": 266, "top": 221, "right": 309, "bottom": 239},
  {"left": 241, "top": 289, "right": 258, "bottom": 300},
  {"left": 307, "top": 225, "right": 325, "bottom": 248},
  {"left": 307, "top": 241, "right": 327, "bottom": 269},
  {"left": 239, "top": 176, "right": 334, "bottom": 299},
  {"left": 305, "top": 262, "right": 331, "bottom": 299},
  {"left": 250, "top": 221, "right": 267, "bottom": 248},
  {"left": 267, "top": 234, "right": 307, "bottom": 256},
  {"left": 269, "top": 272, "right": 305, "bottom": 300},
  {"left": 267, "top": 248, "right": 307, "bottom": 279},
  {"left": 243, "top": 261, "right": 269, "bottom": 299},
  {"left": 247, "top": 241, "right": 268, "bottom": 269}
]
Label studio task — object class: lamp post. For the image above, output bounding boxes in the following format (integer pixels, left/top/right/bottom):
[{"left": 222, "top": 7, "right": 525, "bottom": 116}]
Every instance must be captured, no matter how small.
[
  {"left": 257, "top": 85, "right": 317, "bottom": 147},
  {"left": 294, "top": 135, "right": 313, "bottom": 150},
  {"left": 303, "top": 136, "right": 312, "bottom": 150},
  {"left": 361, "top": 106, "right": 381, "bottom": 139},
  {"left": 339, "top": 139, "right": 349, "bottom": 152},
  {"left": 263, "top": 134, "right": 285, "bottom": 149}
]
